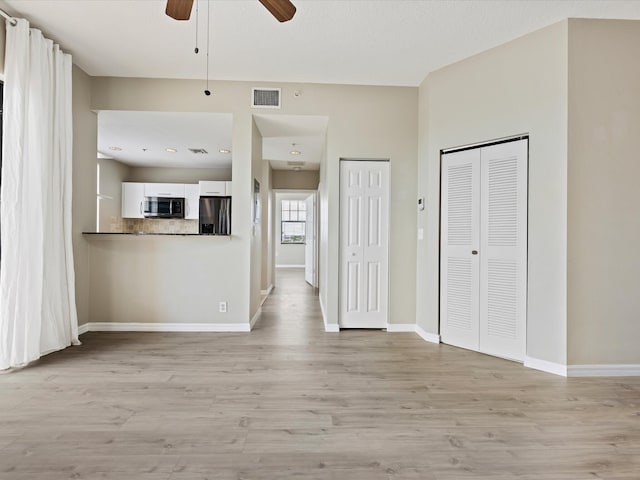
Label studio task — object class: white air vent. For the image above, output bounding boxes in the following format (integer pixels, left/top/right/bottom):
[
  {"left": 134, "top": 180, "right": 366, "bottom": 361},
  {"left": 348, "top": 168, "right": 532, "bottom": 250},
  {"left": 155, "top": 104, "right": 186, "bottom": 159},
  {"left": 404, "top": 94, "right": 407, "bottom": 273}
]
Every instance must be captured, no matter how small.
[
  {"left": 188, "top": 148, "right": 208, "bottom": 154},
  {"left": 287, "top": 161, "right": 305, "bottom": 167},
  {"left": 252, "top": 88, "right": 281, "bottom": 109}
]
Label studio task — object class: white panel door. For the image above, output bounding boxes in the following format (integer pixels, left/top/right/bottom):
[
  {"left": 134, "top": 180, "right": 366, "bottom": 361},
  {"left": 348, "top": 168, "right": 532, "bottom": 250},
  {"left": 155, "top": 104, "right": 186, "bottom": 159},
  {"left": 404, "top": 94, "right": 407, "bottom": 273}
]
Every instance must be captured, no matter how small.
[
  {"left": 479, "top": 140, "right": 528, "bottom": 361},
  {"left": 339, "top": 161, "right": 389, "bottom": 328},
  {"left": 440, "top": 149, "right": 481, "bottom": 351},
  {"left": 305, "top": 194, "right": 316, "bottom": 287}
]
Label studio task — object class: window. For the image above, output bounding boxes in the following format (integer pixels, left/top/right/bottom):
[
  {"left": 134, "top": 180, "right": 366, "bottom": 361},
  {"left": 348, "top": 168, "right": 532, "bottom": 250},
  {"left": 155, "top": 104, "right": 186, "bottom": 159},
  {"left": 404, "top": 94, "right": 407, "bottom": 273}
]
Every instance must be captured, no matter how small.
[{"left": 281, "top": 199, "right": 306, "bottom": 244}]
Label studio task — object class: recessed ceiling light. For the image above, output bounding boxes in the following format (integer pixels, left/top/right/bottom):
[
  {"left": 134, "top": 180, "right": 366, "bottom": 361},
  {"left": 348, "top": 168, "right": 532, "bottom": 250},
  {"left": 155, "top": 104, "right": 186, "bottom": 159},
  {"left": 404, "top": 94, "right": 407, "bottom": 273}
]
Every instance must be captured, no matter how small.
[
  {"left": 165, "top": 148, "right": 178, "bottom": 153},
  {"left": 219, "top": 149, "right": 231, "bottom": 154},
  {"left": 293, "top": 166, "right": 302, "bottom": 171},
  {"left": 290, "top": 150, "right": 302, "bottom": 155},
  {"left": 109, "top": 146, "right": 122, "bottom": 151}
]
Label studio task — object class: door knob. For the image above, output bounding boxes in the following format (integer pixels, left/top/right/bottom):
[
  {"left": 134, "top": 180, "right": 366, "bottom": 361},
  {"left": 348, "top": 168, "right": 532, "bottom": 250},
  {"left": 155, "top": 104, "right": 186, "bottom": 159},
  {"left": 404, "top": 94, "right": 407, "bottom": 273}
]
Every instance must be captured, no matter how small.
[{"left": 472, "top": 250, "right": 478, "bottom": 255}]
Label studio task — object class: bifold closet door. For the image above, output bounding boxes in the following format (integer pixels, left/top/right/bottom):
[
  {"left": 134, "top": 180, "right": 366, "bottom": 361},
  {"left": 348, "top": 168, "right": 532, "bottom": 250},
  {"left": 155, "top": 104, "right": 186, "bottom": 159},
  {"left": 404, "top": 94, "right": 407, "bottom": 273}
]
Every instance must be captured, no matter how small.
[
  {"left": 440, "top": 149, "right": 481, "bottom": 351},
  {"left": 441, "top": 139, "right": 527, "bottom": 362},
  {"left": 479, "top": 140, "right": 527, "bottom": 361},
  {"left": 339, "top": 161, "right": 389, "bottom": 328}
]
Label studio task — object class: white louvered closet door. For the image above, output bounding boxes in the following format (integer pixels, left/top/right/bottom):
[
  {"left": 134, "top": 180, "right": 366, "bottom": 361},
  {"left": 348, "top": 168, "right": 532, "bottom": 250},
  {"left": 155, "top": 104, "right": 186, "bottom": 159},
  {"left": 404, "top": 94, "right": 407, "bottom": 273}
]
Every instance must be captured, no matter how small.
[
  {"left": 479, "top": 140, "right": 528, "bottom": 361},
  {"left": 441, "top": 139, "right": 527, "bottom": 362},
  {"left": 440, "top": 149, "right": 481, "bottom": 351}
]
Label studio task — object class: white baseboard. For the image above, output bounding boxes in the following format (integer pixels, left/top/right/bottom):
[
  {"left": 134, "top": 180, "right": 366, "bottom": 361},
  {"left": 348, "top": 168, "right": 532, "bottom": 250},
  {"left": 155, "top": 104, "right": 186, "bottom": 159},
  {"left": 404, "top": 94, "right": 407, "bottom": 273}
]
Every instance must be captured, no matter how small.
[
  {"left": 78, "top": 323, "right": 90, "bottom": 335},
  {"left": 567, "top": 364, "right": 640, "bottom": 377},
  {"left": 386, "top": 324, "right": 416, "bottom": 332},
  {"left": 250, "top": 307, "right": 262, "bottom": 330},
  {"left": 386, "top": 323, "right": 441, "bottom": 344},
  {"left": 81, "top": 322, "right": 252, "bottom": 333},
  {"left": 524, "top": 355, "right": 567, "bottom": 377},
  {"left": 260, "top": 284, "right": 274, "bottom": 296},
  {"left": 415, "top": 325, "right": 441, "bottom": 344},
  {"left": 319, "top": 296, "right": 339, "bottom": 332},
  {"left": 275, "top": 265, "right": 305, "bottom": 269}
]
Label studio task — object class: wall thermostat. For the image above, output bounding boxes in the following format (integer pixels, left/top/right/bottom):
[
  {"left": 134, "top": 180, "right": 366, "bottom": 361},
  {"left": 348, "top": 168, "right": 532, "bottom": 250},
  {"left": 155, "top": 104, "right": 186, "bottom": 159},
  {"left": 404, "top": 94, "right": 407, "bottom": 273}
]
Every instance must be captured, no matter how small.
[{"left": 417, "top": 196, "right": 425, "bottom": 211}]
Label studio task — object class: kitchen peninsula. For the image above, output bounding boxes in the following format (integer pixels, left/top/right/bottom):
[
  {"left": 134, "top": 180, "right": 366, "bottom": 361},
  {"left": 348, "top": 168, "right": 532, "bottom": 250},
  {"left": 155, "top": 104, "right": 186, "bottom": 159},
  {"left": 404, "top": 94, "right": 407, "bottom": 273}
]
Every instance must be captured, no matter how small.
[{"left": 82, "top": 179, "right": 251, "bottom": 332}]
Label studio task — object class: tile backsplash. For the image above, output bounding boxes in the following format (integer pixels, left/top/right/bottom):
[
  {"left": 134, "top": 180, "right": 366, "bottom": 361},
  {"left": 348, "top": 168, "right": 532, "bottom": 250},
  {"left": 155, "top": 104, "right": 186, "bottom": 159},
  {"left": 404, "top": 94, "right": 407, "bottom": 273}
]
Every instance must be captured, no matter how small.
[{"left": 111, "top": 217, "right": 198, "bottom": 234}]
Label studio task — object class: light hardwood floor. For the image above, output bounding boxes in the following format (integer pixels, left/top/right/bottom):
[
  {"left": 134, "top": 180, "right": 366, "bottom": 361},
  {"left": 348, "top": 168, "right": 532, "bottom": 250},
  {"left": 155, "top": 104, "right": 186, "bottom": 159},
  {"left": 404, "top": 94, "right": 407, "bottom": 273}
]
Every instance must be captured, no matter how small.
[{"left": 1, "top": 268, "right": 639, "bottom": 479}]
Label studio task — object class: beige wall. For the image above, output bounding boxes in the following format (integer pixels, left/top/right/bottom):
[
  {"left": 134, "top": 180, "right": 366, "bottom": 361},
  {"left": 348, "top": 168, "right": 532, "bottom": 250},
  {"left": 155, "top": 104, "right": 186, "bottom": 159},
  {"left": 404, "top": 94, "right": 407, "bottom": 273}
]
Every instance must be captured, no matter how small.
[
  {"left": 567, "top": 19, "right": 640, "bottom": 365},
  {"left": 249, "top": 119, "right": 263, "bottom": 321},
  {"left": 72, "top": 66, "right": 98, "bottom": 325},
  {"left": 261, "top": 163, "right": 274, "bottom": 291},
  {"left": 90, "top": 78, "right": 418, "bottom": 328},
  {"left": 125, "top": 166, "right": 231, "bottom": 184},
  {"left": 87, "top": 236, "right": 247, "bottom": 324},
  {"left": 416, "top": 21, "right": 569, "bottom": 365},
  {"left": 97, "top": 158, "right": 129, "bottom": 232},
  {"left": 272, "top": 170, "right": 319, "bottom": 190}
]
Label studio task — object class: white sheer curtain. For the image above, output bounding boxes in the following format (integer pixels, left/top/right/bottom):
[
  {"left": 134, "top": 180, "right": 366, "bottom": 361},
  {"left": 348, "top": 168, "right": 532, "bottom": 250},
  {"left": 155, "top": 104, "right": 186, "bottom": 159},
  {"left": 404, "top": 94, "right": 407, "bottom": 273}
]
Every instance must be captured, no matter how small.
[{"left": 0, "top": 18, "right": 79, "bottom": 370}]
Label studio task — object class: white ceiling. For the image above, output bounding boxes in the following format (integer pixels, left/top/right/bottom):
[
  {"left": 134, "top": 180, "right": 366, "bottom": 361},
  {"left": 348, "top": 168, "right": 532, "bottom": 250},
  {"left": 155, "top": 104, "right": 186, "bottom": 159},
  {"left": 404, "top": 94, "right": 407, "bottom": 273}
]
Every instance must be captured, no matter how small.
[
  {"left": 254, "top": 114, "right": 328, "bottom": 171},
  {"left": 2, "top": 1, "right": 640, "bottom": 87},
  {"left": 97, "top": 111, "right": 233, "bottom": 168}
]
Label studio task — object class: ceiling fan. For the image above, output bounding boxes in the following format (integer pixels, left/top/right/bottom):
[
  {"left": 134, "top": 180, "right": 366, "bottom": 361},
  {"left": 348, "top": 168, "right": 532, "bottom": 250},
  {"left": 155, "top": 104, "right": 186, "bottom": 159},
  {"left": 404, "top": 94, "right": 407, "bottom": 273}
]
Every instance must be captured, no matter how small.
[{"left": 166, "top": 0, "right": 296, "bottom": 22}]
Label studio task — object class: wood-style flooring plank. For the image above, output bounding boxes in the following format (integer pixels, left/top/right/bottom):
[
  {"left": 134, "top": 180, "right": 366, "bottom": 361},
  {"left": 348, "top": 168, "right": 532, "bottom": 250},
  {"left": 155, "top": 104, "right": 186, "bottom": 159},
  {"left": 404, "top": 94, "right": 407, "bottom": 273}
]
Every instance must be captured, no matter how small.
[{"left": 1, "top": 269, "right": 639, "bottom": 479}]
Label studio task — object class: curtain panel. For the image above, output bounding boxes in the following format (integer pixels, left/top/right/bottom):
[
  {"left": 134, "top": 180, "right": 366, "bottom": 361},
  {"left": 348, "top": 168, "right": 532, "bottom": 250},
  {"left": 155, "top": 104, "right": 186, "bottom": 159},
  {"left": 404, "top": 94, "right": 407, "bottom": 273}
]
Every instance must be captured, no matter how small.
[{"left": 0, "top": 18, "right": 79, "bottom": 370}]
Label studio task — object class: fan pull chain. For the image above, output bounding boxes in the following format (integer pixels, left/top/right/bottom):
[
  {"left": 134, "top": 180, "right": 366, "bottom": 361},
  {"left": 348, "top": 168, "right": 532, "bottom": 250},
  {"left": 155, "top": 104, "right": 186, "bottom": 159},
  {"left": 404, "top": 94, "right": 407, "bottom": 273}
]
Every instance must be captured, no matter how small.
[
  {"left": 204, "top": 0, "right": 211, "bottom": 95},
  {"left": 194, "top": 0, "right": 199, "bottom": 54}
]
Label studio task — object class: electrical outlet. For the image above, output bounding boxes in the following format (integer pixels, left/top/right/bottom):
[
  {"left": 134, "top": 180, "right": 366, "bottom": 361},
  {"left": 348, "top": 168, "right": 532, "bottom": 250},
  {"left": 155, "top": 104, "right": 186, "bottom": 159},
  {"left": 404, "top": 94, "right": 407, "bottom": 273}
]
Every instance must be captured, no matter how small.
[{"left": 219, "top": 301, "right": 227, "bottom": 313}]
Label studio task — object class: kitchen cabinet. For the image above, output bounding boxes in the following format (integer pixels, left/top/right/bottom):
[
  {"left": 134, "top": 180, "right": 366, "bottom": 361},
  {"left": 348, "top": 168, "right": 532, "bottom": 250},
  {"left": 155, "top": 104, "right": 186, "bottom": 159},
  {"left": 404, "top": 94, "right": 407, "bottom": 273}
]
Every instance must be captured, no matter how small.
[
  {"left": 144, "top": 183, "right": 185, "bottom": 198},
  {"left": 185, "top": 184, "right": 199, "bottom": 220},
  {"left": 122, "top": 182, "right": 145, "bottom": 218},
  {"left": 199, "top": 181, "right": 227, "bottom": 196}
]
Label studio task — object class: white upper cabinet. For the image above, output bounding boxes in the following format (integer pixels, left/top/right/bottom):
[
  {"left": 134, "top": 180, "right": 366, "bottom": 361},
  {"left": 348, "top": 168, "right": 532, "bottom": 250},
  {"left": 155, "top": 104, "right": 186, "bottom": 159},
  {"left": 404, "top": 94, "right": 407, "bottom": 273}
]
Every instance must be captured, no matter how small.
[
  {"left": 184, "top": 184, "right": 200, "bottom": 220},
  {"left": 144, "top": 183, "right": 185, "bottom": 198},
  {"left": 199, "top": 181, "right": 227, "bottom": 196},
  {"left": 225, "top": 181, "right": 232, "bottom": 196},
  {"left": 122, "top": 182, "right": 145, "bottom": 218}
]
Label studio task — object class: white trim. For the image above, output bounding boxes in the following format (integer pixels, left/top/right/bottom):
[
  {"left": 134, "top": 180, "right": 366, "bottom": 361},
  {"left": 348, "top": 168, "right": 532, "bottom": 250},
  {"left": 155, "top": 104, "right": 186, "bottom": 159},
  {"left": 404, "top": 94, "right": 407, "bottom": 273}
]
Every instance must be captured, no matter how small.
[
  {"left": 276, "top": 264, "right": 305, "bottom": 269},
  {"left": 261, "top": 284, "right": 274, "bottom": 296},
  {"left": 567, "top": 364, "right": 640, "bottom": 377},
  {"left": 325, "top": 323, "right": 340, "bottom": 333},
  {"left": 415, "top": 325, "right": 441, "bottom": 344},
  {"left": 386, "top": 324, "right": 441, "bottom": 343},
  {"left": 250, "top": 308, "right": 262, "bottom": 330},
  {"left": 82, "top": 322, "right": 251, "bottom": 333},
  {"left": 386, "top": 324, "right": 416, "bottom": 332},
  {"left": 319, "top": 295, "right": 339, "bottom": 332},
  {"left": 524, "top": 355, "right": 567, "bottom": 377},
  {"left": 78, "top": 323, "right": 90, "bottom": 335}
]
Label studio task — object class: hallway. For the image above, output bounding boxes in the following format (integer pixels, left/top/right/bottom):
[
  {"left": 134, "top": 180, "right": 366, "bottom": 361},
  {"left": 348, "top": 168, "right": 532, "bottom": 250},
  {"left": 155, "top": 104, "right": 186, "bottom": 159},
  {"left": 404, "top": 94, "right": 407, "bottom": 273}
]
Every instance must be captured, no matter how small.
[{"left": 0, "top": 269, "right": 639, "bottom": 479}]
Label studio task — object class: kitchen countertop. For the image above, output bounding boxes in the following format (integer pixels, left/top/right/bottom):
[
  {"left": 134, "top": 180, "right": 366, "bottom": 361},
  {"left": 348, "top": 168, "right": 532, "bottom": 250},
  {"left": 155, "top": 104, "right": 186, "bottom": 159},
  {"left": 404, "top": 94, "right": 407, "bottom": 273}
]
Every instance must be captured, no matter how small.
[{"left": 82, "top": 232, "right": 230, "bottom": 237}]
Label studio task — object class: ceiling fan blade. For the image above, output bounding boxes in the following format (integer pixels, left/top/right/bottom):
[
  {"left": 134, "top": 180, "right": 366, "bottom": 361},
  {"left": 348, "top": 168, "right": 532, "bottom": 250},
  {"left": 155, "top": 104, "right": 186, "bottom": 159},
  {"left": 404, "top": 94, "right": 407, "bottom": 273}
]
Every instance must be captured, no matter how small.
[
  {"left": 166, "top": 0, "right": 194, "bottom": 20},
  {"left": 258, "top": 0, "right": 297, "bottom": 22}
]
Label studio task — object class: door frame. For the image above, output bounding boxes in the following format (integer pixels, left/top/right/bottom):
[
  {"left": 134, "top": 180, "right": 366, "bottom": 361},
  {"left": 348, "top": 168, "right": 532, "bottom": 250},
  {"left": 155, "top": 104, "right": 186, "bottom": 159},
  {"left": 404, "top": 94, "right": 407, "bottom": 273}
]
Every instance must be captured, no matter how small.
[
  {"left": 438, "top": 135, "right": 529, "bottom": 360},
  {"left": 273, "top": 188, "right": 319, "bottom": 288},
  {"left": 338, "top": 158, "right": 391, "bottom": 329}
]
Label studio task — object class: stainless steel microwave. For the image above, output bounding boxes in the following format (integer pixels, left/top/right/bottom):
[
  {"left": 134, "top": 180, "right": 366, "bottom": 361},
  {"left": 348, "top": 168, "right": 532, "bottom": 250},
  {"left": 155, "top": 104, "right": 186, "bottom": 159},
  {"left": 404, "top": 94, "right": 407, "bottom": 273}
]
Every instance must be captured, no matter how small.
[{"left": 143, "top": 197, "right": 185, "bottom": 219}]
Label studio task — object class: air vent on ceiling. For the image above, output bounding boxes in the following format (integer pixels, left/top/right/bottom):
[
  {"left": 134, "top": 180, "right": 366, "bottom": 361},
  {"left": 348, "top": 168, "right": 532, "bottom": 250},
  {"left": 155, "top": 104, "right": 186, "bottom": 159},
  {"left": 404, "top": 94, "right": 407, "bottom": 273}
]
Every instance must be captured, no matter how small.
[
  {"left": 188, "top": 148, "right": 208, "bottom": 154},
  {"left": 252, "top": 88, "right": 281, "bottom": 109},
  {"left": 287, "top": 161, "right": 305, "bottom": 167}
]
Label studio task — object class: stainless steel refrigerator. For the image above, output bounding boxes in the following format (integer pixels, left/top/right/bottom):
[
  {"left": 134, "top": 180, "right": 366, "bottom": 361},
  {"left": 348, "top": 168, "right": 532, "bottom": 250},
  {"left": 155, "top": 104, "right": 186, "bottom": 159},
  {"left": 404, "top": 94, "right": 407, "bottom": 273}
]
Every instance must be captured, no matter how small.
[{"left": 199, "top": 196, "right": 231, "bottom": 235}]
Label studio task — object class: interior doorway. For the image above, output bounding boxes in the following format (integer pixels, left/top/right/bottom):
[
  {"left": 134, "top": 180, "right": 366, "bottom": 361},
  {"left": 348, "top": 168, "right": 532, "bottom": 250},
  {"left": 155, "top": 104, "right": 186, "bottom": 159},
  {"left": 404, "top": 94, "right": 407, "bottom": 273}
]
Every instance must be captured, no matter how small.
[{"left": 274, "top": 190, "right": 318, "bottom": 288}]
